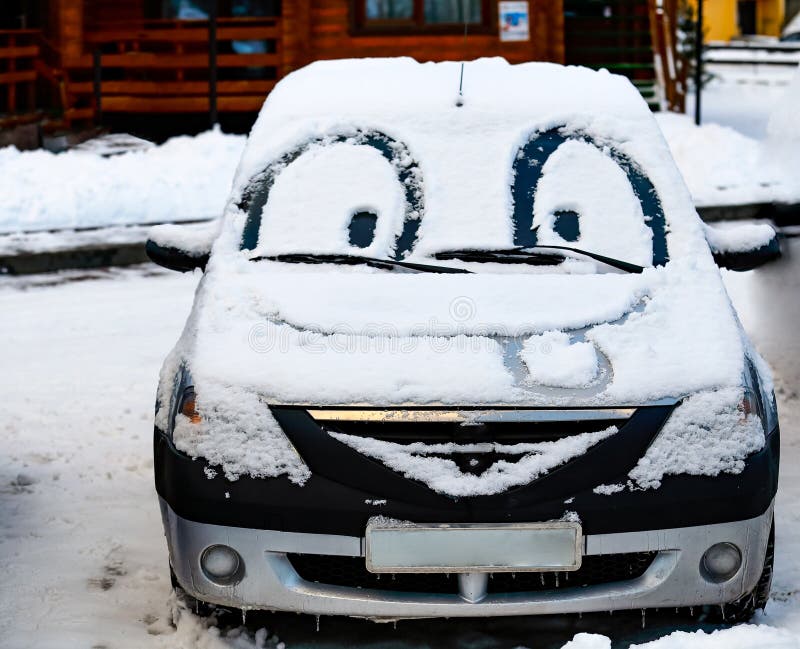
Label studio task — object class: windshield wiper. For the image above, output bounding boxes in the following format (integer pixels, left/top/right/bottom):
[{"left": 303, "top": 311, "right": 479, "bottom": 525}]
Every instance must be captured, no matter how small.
[
  {"left": 435, "top": 246, "right": 644, "bottom": 274},
  {"left": 250, "top": 253, "right": 472, "bottom": 274}
]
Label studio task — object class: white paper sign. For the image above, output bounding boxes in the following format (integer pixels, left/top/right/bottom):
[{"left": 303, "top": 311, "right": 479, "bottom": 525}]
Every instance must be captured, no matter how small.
[{"left": 499, "top": 1, "right": 530, "bottom": 41}]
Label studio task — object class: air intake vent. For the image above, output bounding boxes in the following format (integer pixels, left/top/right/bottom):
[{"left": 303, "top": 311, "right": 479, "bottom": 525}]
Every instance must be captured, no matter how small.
[{"left": 307, "top": 408, "right": 634, "bottom": 444}]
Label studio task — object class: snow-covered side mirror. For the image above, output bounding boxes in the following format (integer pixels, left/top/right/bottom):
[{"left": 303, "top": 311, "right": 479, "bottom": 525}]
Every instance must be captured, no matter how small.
[
  {"left": 704, "top": 222, "right": 781, "bottom": 272},
  {"left": 145, "top": 222, "right": 218, "bottom": 272}
]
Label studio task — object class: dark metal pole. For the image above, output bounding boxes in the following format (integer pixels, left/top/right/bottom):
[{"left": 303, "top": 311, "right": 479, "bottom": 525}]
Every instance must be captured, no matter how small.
[
  {"left": 208, "top": 2, "right": 218, "bottom": 128},
  {"left": 694, "top": 0, "right": 703, "bottom": 125},
  {"left": 93, "top": 48, "right": 102, "bottom": 126}
]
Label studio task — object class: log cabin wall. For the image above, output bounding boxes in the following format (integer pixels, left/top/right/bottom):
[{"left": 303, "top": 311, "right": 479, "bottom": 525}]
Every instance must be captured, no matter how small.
[{"left": 282, "top": 1, "right": 565, "bottom": 78}]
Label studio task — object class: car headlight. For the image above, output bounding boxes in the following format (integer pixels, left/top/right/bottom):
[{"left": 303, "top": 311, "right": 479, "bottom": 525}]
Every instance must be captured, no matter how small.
[
  {"left": 177, "top": 385, "right": 201, "bottom": 424},
  {"left": 629, "top": 381, "right": 767, "bottom": 490}
]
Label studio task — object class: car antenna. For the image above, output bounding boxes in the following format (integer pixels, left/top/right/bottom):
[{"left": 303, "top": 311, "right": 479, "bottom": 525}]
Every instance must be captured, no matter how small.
[{"left": 456, "top": 1, "right": 468, "bottom": 107}]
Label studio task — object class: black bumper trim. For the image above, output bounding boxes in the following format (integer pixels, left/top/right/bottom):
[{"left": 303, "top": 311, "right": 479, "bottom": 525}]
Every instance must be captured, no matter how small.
[{"left": 154, "top": 418, "right": 779, "bottom": 537}]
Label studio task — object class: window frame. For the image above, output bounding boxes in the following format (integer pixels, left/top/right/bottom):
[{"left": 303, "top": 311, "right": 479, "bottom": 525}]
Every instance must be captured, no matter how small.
[{"left": 351, "top": 0, "right": 495, "bottom": 35}]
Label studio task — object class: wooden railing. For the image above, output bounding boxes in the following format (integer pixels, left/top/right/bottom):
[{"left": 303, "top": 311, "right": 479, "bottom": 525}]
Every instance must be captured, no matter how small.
[
  {"left": 647, "top": 0, "right": 686, "bottom": 111},
  {"left": 64, "top": 17, "right": 282, "bottom": 115},
  {"left": 0, "top": 30, "right": 42, "bottom": 121}
]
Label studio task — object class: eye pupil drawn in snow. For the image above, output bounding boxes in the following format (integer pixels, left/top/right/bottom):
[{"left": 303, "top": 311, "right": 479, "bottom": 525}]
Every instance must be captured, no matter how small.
[
  {"left": 552, "top": 210, "right": 581, "bottom": 242},
  {"left": 348, "top": 210, "right": 379, "bottom": 248}
]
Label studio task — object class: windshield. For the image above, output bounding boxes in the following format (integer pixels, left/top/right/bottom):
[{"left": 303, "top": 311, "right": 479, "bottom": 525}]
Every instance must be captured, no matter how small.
[{"left": 237, "top": 127, "right": 669, "bottom": 272}]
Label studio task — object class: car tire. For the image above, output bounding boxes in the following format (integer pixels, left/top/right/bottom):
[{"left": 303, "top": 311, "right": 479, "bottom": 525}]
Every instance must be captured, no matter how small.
[{"left": 704, "top": 519, "right": 774, "bottom": 624}]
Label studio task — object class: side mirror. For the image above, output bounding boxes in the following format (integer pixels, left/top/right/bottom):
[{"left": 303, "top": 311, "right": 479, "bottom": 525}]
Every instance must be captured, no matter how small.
[
  {"left": 145, "top": 223, "right": 217, "bottom": 272},
  {"left": 704, "top": 222, "right": 781, "bottom": 272}
]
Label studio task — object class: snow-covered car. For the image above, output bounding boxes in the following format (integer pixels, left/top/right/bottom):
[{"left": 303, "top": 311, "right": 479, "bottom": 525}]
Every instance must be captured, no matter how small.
[{"left": 147, "top": 59, "right": 781, "bottom": 622}]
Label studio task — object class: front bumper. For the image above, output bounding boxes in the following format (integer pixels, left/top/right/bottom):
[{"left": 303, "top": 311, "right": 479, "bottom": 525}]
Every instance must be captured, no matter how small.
[{"left": 162, "top": 499, "right": 773, "bottom": 619}]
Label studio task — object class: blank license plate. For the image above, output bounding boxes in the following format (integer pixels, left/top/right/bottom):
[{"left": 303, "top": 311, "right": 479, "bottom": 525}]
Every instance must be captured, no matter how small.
[{"left": 365, "top": 520, "right": 582, "bottom": 573}]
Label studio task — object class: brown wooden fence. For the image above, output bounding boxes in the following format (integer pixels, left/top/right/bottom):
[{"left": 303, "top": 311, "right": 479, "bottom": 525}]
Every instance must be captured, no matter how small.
[
  {"left": 68, "top": 17, "right": 281, "bottom": 116},
  {"left": 0, "top": 30, "right": 42, "bottom": 124}
]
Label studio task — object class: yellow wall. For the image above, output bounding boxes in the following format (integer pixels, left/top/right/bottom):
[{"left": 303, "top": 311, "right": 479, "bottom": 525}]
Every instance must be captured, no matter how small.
[
  {"left": 757, "top": 0, "right": 785, "bottom": 36},
  {"left": 703, "top": 0, "right": 740, "bottom": 40},
  {"left": 690, "top": 0, "right": 785, "bottom": 40}
]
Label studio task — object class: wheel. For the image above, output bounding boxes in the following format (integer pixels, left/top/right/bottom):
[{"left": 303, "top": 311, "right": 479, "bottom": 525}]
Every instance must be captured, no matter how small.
[
  {"left": 704, "top": 520, "right": 774, "bottom": 623},
  {"left": 170, "top": 565, "right": 237, "bottom": 620}
]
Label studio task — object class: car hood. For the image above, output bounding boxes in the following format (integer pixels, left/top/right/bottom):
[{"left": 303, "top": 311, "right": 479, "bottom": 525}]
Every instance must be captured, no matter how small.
[{"left": 181, "top": 260, "right": 746, "bottom": 408}]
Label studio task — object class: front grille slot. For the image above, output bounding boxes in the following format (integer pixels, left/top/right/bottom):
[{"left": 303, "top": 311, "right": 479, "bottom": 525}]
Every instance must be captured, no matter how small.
[
  {"left": 288, "top": 552, "right": 657, "bottom": 594},
  {"left": 310, "top": 409, "right": 633, "bottom": 444}
]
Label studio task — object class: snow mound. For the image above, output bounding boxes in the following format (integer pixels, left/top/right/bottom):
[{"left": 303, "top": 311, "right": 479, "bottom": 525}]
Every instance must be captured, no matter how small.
[
  {"left": 654, "top": 111, "right": 794, "bottom": 207},
  {"left": 704, "top": 221, "right": 777, "bottom": 253},
  {"left": 0, "top": 127, "right": 245, "bottom": 234},
  {"left": 520, "top": 331, "right": 600, "bottom": 388},
  {"left": 766, "top": 66, "right": 800, "bottom": 177},
  {"left": 768, "top": 65, "right": 800, "bottom": 142}
]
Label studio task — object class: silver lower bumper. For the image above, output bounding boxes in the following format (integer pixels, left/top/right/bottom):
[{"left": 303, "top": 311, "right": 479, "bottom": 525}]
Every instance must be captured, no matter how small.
[{"left": 160, "top": 499, "right": 773, "bottom": 619}]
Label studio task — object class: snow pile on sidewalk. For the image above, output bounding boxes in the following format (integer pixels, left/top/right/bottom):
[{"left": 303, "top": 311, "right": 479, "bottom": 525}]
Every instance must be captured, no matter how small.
[
  {"left": 766, "top": 66, "right": 800, "bottom": 175},
  {"left": 655, "top": 65, "right": 800, "bottom": 207},
  {"left": 0, "top": 127, "right": 245, "bottom": 234},
  {"left": 654, "top": 112, "right": 795, "bottom": 207}
]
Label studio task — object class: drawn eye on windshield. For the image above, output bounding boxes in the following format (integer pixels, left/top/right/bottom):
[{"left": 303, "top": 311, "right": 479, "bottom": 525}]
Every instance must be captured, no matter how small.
[
  {"left": 512, "top": 128, "right": 669, "bottom": 267},
  {"left": 238, "top": 131, "right": 424, "bottom": 261}
]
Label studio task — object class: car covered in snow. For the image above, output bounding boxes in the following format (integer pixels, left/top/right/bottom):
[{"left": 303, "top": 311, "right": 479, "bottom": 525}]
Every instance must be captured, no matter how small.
[{"left": 147, "top": 58, "right": 781, "bottom": 622}]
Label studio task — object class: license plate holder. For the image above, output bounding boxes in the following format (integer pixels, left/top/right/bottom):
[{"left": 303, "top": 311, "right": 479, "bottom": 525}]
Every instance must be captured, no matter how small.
[{"left": 365, "top": 520, "right": 582, "bottom": 573}]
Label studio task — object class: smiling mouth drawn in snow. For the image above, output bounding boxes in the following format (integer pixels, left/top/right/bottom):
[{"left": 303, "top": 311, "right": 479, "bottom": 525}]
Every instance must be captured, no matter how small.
[{"left": 328, "top": 426, "right": 618, "bottom": 497}]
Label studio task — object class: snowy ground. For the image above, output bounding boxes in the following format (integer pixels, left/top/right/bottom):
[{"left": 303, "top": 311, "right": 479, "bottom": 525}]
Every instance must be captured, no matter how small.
[{"left": 0, "top": 240, "right": 798, "bottom": 649}]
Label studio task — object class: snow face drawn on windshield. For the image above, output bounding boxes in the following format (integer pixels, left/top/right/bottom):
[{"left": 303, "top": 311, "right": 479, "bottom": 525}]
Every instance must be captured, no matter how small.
[
  {"left": 512, "top": 127, "right": 669, "bottom": 266},
  {"left": 238, "top": 130, "right": 424, "bottom": 260}
]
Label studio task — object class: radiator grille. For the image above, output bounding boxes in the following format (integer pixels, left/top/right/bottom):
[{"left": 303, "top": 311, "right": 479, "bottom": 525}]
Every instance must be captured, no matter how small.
[{"left": 288, "top": 552, "right": 657, "bottom": 594}]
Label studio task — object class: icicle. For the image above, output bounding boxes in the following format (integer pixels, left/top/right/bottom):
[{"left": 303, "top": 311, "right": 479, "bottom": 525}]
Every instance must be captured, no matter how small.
[
  {"left": 315, "top": 615, "right": 320, "bottom": 632},
  {"left": 540, "top": 573, "right": 545, "bottom": 586},
  {"left": 555, "top": 573, "right": 559, "bottom": 588},
  {"left": 512, "top": 573, "right": 516, "bottom": 580},
  {"left": 720, "top": 604, "right": 726, "bottom": 621},
  {"left": 689, "top": 606, "right": 694, "bottom": 617},
  {"left": 565, "top": 571, "right": 569, "bottom": 582},
  {"left": 393, "top": 620, "right": 397, "bottom": 631},
  {"left": 641, "top": 609, "right": 646, "bottom": 629},
  {"left": 578, "top": 612, "right": 582, "bottom": 619},
  {"left": 242, "top": 609, "right": 247, "bottom": 625}
]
